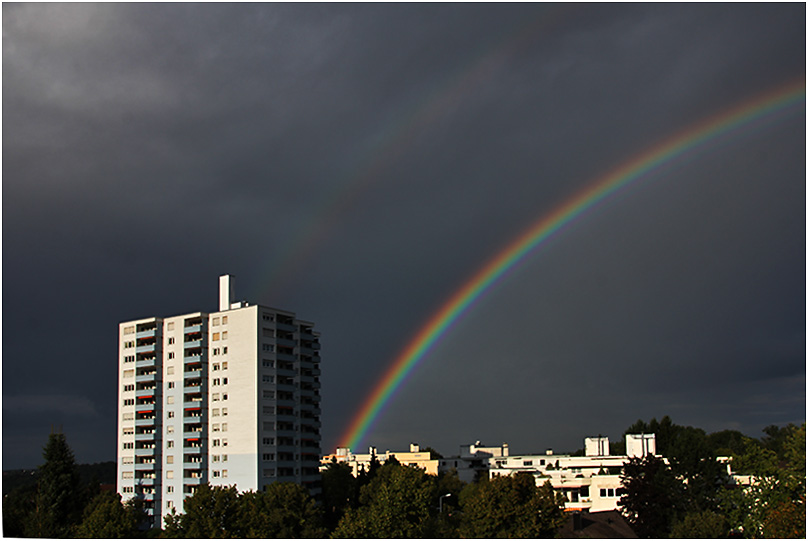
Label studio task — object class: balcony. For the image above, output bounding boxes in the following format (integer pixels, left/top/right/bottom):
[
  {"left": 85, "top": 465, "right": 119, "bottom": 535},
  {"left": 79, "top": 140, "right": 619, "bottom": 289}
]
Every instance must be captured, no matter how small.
[
  {"left": 136, "top": 375, "right": 158, "bottom": 386},
  {"left": 184, "top": 340, "right": 202, "bottom": 350},
  {"left": 135, "top": 417, "right": 156, "bottom": 427},
  {"left": 135, "top": 432, "right": 158, "bottom": 442},
  {"left": 136, "top": 343, "right": 156, "bottom": 354},
  {"left": 135, "top": 447, "right": 157, "bottom": 457}
]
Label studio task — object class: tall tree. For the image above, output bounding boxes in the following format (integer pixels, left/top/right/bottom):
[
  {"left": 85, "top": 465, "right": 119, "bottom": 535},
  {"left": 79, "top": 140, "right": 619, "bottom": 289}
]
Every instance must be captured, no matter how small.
[
  {"left": 332, "top": 462, "right": 437, "bottom": 538},
  {"left": 26, "top": 432, "right": 84, "bottom": 537},
  {"left": 619, "top": 453, "right": 684, "bottom": 538},
  {"left": 459, "top": 473, "right": 566, "bottom": 538},
  {"left": 163, "top": 484, "right": 241, "bottom": 538},
  {"left": 75, "top": 491, "right": 142, "bottom": 538},
  {"left": 239, "top": 482, "right": 325, "bottom": 538},
  {"left": 321, "top": 459, "right": 358, "bottom": 530}
]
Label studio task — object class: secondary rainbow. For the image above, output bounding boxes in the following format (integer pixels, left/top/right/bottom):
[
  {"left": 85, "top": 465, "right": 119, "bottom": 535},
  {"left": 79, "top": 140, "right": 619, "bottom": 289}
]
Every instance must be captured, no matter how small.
[{"left": 338, "top": 80, "right": 805, "bottom": 451}]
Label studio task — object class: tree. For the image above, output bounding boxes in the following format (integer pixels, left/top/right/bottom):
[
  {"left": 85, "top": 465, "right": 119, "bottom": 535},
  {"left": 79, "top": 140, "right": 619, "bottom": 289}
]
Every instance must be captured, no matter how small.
[
  {"left": 321, "top": 459, "right": 358, "bottom": 530},
  {"left": 670, "top": 509, "right": 730, "bottom": 538},
  {"left": 163, "top": 484, "right": 241, "bottom": 537},
  {"left": 26, "top": 432, "right": 84, "bottom": 537},
  {"left": 719, "top": 425, "right": 806, "bottom": 538},
  {"left": 332, "top": 461, "right": 437, "bottom": 538},
  {"left": 239, "top": 482, "right": 325, "bottom": 538},
  {"left": 75, "top": 491, "right": 142, "bottom": 538},
  {"left": 459, "top": 473, "right": 566, "bottom": 538},
  {"left": 619, "top": 453, "right": 684, "bottom": 538}
]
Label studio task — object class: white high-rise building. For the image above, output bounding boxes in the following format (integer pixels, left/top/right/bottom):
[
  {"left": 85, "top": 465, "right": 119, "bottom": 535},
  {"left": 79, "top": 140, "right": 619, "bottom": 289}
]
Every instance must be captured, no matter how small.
[{"left": 117, "top": 275, "right": 322, "bottom": 528}]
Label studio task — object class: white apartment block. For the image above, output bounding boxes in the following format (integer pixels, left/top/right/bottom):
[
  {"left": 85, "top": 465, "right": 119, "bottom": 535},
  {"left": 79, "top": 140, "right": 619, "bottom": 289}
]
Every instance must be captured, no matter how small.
[
  {"left": 482, "top": 435, "right": 658, "bottom": 513},
  {"left": 117, "top": 275, "right": 322, "bottom": 528}
]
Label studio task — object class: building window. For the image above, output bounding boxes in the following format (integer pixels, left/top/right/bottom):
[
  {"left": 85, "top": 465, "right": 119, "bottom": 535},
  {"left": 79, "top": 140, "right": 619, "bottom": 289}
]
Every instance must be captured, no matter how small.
[
  {"left": 262, "top": 344, "right": 274, "bottom": 352},
  {"left": 122, "top": 413, "right": 134, "bottom": 421},
  {"left": 222, "top": 408, "right": 228, "bottom": 416},
  {"left": 222, "top": 316, "right": 228, "bottom": 325},
  {"left": 123, "top": 370, "right": 134, "bottom": 378},
  {"left": 124, "top": 355, "right": 135, "bottom": 363},
  {"left": 166, "top": 426, "right": 174, "bottom": 434},
  {"left": 222, "top": 361, "right": 228, "bottom": 369},
  {"left": 263, "top": 375, "right": 274, "bottom": 384},
  {"left": 222, "top": 378, "right": 228, "bottom": 385},
  {"left": 167, "top": 382, "right": 175, "bottom": 389},
  {"left": 222, "top": 470, "right": 228, "bottom": 478},
  {"left": 166, "top": 366, "right": 174, "bottom": 375},
  {"left": 212, "top": 470, "right": 220, "bottom": 478},
  {"left": 124, "top": 326, "right": 135, "bottom": 335},
  {"left": 167, "top": 322, "right": 175, "bottom": 331},
  {"left": 222, "top": 347, "right": 228, "bottom": 355},
  {"left": 213, "top": 363, "right": 220, "bottom": 370},
  {"left": 168, "top": 337, "right": 175, "bottom": 345},
  {"left": 167, "top": 486, "right": 174, "bottom": 493},
  {"left": 167, "top": 352, "right": 175, "bottom": 359},
  {"left": 213, "top": 424, "right": 220, "bottom": 432},
  {"left": 122, "top": 427, "right": 134, "bottom": 435},
  {"left": 263, "top": 453, "right": 275, "bottom": 461},
  {"left": 221, "top": 423, "right": 227, "bottom": 432},
  {"left": 222, "top": 393, "right": 228, "bottom": 401},
  {"left": 213, "top": 378, "right": 220, "bottom": 386},
  {"left": 122, "top": 456, "right": 134, "bottom": 464},
  {"left": 222, "top": 455, "right": 227, "bottom": 462},
  {"left": 221, "top": 331, "right": 228, "bottom": 340},
  {"left": 167, "top": 396, "right": 174, "bottom": 404},
  {"left": 123, "top": 399, "right": 134, "bottom": 406},
  {"left": 212, "top": 333, "right": 220, "bottom": 341},
  {"left": 212, "top": 393, "right": 220, "bottom": 401},
  {"left": 121, "top": 471, "right": 133, "bottom": 479},
  {"left": 166, "top": 456, "right": 174, "bottom": 464},
  {"left": 124, "top": 341, "right": 135, "bottom": 349},
  {"left": 212, "top": 455, "right": 219, "bottom": 463},
  {"left": 167, "top": 440, "right": 174, "bottom": 448},
  {"left": 122, "top": 442, "right": 134, "bottom": 449},
  {"left": 122, "top": 486, "right": 134, "bottom": 493},
  {"left": 167, "top": 411, "right": 175, "bottom": 418},
  {"left": 212, "top": 409, "right": 220, "bottom": 417},
  {"left": 166, "top": 471, "right": 174, "bottom": 479},
  {"left": 212, "top": 317, "right": 220, "bottom": 326},
  {"left": 263, "top": 437, "right": 275, "bottom": 445},
  {"left": 213, "top": 439, "right": 220, "bottom": 447}
]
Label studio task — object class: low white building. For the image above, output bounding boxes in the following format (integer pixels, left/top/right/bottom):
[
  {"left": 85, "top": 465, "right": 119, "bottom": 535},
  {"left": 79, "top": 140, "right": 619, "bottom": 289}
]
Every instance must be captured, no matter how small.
[
  {"left": 480, "top": 434, "right": 658, "bottom": 512},
  {"left": 438, "top": 441, "right": 510, "bottom": 483}
]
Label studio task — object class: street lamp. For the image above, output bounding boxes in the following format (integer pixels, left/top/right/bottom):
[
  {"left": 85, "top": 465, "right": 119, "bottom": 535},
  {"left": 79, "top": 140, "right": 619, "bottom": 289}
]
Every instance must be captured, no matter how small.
[{"left": 439, "top": 493, "right": 452, "bottom": 514}]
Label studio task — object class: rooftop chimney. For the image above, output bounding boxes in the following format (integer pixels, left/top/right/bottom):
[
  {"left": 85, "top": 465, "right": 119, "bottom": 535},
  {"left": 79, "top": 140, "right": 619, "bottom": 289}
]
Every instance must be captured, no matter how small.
[{"left": 219, "top": 275, "right": 233, "bottom": 311}]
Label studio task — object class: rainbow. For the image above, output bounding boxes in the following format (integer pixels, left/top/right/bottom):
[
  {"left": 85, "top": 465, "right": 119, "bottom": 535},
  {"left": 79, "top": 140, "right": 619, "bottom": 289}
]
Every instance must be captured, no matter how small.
[{"left": 338, "top": 80, "right": 805, "bottom": 451}]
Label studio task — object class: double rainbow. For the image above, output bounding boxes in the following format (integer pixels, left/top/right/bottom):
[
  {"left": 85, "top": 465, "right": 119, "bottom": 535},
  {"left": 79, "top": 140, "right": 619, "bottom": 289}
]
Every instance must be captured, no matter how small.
[{"left": 338, "top": 80, "right": 805, "bottom": 451}]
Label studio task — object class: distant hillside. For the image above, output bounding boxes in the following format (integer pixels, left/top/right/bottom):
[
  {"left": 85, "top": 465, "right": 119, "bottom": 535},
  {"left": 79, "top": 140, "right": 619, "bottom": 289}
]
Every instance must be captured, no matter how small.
[{"left": 3, "top": 461, "right": 116, "bottom": 496}]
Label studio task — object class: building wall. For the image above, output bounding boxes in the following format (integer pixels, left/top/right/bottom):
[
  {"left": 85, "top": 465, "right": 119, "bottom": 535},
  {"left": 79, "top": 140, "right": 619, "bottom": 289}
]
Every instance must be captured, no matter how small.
[
  {"left": 208, "top": 305, "right": 259, "bottom": 492},
  {"left": 117, "top": 276, "right": 321, "bottom": 528}
]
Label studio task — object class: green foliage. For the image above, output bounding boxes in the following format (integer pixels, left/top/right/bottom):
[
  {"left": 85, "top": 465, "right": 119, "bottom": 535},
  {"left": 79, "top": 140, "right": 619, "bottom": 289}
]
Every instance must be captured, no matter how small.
[
  {"left": 239, "top": 483, "right": 325, "bottom": 538},
  {"left": 718, "top": 424, "right": 806, "bottom": 538},
  {"left": 75, "top": 491, "right": 142, "bottom": 538},
  {"left": 164, "top": 484, "right": 241, "bottom": 538},
  {"left": 321, "top": 460, "right": 358, "bottom": 530},
  {"left": 670, "top": 509, "right": 730, "bottom": 538},
  {"left": 332, "top": 461, "right": 438, "bottom": 538},
  {"left": 458, "top": 473, "right": 566, "bottom": 538},
  {"left": 619, "top": 454, "right": 684, "bottom": 538},
  {"left": 26, "top": 432, "right": 86, "bottom": 537}
]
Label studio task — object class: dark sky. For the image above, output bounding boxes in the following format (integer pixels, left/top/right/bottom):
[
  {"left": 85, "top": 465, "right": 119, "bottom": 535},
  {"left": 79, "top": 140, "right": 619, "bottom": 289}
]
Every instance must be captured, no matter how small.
[{"left": 3, "top": 3, "right": 805, "bottom": 469}]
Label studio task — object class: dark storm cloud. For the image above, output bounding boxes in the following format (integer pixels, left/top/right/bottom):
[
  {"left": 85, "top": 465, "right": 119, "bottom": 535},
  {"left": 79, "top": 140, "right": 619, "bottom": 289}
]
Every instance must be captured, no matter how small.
[{"left": 3, "top": 3, "right": 804, "bottom": 467}]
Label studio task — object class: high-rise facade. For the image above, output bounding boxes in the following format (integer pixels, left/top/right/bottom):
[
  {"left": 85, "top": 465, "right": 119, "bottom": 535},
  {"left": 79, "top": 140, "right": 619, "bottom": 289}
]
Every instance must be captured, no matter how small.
[{"left": 117, "top": 275, "right": 321, "bottom": 528}]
